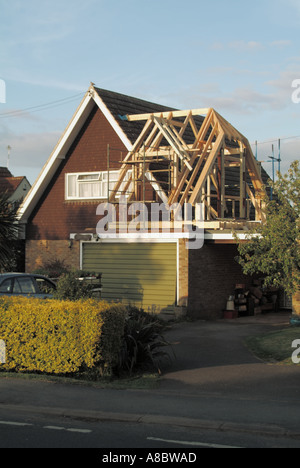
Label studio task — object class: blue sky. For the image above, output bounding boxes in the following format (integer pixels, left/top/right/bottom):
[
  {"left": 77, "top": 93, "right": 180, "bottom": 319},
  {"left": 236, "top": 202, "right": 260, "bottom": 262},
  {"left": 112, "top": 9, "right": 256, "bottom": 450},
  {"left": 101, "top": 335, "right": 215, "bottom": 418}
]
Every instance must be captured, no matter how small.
[{"left": 0, "top": 0, "right": 300, "bottom": 184}]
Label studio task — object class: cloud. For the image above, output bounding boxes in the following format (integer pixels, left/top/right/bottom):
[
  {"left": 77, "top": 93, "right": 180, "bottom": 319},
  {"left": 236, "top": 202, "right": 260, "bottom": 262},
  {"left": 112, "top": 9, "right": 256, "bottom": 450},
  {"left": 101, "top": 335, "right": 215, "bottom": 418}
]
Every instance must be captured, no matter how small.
[
  {"left": 172, "top": 60, "right": 300, "bottom": 115},
  {"left": 210, "top": 40, "right": 292, "bottom": 52},
  {"left": 9, "top": 76, "right": 86, "bottom": 93},
  {"left": 210, "top": 40, "right": 264, "bottom": 52},
  {"left": 0, "top": 130, "right": 60, "bottom": 173},
  {"left": 270, "top": 40, "right": 292, "bottom": 48},
  {"left": 228, "top": 41, "right": 263, "bottom": 51},
  {"left": 171, "top": 83, "right": 287, "bottom": 115}
]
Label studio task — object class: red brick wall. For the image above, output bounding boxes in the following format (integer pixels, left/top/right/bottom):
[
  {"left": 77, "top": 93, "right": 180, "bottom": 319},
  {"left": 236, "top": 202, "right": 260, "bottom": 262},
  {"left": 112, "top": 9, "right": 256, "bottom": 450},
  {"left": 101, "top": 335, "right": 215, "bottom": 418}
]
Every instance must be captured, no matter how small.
[
  {"left": 188, "top": 243, "right": 252, "bottom": 319},
  {"left": 26, "top": 240, "right": 80, "bottom": 272},
  {"left": 26, "top": 105, "right": 127, "bottom": 241}
]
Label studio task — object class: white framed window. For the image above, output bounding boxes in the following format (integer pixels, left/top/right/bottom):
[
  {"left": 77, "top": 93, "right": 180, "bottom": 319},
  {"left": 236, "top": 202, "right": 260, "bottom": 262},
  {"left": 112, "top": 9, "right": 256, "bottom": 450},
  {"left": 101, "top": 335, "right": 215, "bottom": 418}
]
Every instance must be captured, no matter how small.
[{"left": 65, "top": 171, "right": 132, "bottom": 200}]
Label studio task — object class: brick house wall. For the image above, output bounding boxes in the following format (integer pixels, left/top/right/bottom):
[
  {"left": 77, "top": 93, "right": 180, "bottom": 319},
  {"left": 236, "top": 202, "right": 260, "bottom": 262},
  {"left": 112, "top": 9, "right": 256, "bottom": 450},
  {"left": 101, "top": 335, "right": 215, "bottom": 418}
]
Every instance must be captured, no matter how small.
[
  {"left": 25, "top": 104, "right": 128, "bottom": 271},
  {"left": 188, "top": 244, "right": 252, "bottom": 319}
]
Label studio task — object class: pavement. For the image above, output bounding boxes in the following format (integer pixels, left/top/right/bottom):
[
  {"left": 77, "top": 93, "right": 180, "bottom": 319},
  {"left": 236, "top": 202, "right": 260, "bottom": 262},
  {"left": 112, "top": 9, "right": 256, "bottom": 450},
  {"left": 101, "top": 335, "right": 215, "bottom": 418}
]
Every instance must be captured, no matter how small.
[{"left": 0, "top": 311, "right": 300, "bottom": 440}]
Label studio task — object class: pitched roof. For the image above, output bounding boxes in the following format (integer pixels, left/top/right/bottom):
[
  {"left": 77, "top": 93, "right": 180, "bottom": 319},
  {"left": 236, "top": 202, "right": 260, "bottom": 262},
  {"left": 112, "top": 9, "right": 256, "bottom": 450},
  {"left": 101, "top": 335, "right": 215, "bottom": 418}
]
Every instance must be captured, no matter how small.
[
  {"left": 94, "top": 87, "right": 207, "bottom": 148},
  {"left": 19, "top": 85, "right": 177, "bottom": 222},
  {"left": 94, "top": 87, "right": 176, "bottom": 145},
  {"left": 0, "top": 167, "right": 13, "bottom": 178},
  {"left": 0, "top": 176, "right": 25, "bottom": 196},
  {"left": 18, "top": 83, "right": 270, "bottom": 222}
]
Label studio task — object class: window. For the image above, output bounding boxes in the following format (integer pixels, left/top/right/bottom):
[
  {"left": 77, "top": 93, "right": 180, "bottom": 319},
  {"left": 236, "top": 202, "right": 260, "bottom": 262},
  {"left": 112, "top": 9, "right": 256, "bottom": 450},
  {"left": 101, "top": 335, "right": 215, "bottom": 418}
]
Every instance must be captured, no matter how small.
[
  {"left": 14, "top": 277, "right": 36, "bottom": 294},
  {"left": 35, "top": 277, "right": 55, "bottom": 294},
  {"left": 0, "top": 278, "right": 13, "bottom": 293},
  {"left": 66, "top": 171, "right": 132, "bottom": 200}
]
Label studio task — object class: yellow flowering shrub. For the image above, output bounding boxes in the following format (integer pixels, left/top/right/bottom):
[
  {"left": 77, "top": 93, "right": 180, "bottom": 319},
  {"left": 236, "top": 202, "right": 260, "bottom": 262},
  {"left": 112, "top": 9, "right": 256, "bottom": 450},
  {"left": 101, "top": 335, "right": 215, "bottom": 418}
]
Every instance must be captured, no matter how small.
[{"left": 0, "top": 296, "right": 126, "bottom": 375}]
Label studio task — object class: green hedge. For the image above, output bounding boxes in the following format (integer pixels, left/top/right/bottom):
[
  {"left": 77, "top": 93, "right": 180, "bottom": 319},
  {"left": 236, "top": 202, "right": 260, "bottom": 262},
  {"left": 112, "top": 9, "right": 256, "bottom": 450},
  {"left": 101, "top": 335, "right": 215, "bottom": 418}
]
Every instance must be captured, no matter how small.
[{"left": 0, "top": 296, "right": 126, "bottom": 375}]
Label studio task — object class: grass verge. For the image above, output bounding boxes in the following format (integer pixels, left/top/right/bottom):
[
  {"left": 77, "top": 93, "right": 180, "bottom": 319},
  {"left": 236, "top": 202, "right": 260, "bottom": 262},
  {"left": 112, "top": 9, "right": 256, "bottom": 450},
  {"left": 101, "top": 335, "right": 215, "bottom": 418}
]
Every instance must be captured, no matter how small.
[
  {"left": 245, "top": 327, "right": 300, "bottom": 364},
  {"left": 0, "top": 371, "right": 160, "bottom": 390}
]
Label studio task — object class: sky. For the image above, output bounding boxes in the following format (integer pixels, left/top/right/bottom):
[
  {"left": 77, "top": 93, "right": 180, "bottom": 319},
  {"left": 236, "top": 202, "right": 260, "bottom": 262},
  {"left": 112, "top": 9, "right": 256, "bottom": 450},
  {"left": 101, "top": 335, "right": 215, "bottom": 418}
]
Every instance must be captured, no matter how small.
[{"left": 0, "top": 0, "right": 300, "bottom": 185}]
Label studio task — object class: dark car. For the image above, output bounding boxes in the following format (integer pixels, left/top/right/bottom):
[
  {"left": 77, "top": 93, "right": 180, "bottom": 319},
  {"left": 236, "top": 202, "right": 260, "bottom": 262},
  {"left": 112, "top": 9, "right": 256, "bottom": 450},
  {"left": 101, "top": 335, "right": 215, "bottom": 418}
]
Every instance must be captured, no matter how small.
[{"left": 0, "top": 273, "right": 56, "bottom": 299}]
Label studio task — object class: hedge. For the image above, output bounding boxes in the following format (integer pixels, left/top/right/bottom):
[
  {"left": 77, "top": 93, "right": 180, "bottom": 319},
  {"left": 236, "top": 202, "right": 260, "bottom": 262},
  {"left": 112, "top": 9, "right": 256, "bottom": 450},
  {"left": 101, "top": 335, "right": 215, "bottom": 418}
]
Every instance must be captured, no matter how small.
[{"left": 0, "top": 296, "right": 126, "bottom": 375}]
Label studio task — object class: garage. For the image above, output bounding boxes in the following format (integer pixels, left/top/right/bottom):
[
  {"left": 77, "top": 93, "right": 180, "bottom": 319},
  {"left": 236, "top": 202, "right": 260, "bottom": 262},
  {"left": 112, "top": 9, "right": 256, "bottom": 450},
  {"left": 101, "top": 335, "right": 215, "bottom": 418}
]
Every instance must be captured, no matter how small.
[{"left": 82, "top": 241, "right": 177, "bottom": 314}]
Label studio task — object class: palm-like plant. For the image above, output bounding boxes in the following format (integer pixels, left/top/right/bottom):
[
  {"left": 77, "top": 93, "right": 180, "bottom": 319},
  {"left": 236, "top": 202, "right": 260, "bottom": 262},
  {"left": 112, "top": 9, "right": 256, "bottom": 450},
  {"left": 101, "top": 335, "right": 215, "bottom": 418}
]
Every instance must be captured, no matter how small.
[
  {"left": 115, "top": 307, "right": 172, "bottom": 376},
  {"left": 0, "top": 193, "right": 20, "bottom": 270}
]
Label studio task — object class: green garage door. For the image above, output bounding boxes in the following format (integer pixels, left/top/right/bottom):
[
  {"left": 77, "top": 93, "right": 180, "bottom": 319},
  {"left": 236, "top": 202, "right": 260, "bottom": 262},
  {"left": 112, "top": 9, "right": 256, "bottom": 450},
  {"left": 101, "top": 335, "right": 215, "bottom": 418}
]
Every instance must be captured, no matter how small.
[{"left": 82, "top": 242, "right": 177, "bottom": 314}]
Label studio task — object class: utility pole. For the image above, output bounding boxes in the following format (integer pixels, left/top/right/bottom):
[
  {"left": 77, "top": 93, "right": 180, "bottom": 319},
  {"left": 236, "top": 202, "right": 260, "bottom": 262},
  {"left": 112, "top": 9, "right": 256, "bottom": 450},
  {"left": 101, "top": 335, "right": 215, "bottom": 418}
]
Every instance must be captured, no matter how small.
[
  {"left": 7, "top": 145, "right": 11, "bottom": 170},
  {"left": 268, "top": 141, "right": 281, "bottom": 200}
]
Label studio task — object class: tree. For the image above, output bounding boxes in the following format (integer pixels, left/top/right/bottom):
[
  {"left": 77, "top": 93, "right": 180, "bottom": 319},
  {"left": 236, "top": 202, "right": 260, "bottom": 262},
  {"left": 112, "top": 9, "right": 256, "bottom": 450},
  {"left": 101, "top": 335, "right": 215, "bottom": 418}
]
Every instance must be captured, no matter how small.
[
  {"left": 236, "top": 160, "right": 300, "bottom": 295},
  {"left": 0, "top": 193, "right": 20, "bottom": 270}
]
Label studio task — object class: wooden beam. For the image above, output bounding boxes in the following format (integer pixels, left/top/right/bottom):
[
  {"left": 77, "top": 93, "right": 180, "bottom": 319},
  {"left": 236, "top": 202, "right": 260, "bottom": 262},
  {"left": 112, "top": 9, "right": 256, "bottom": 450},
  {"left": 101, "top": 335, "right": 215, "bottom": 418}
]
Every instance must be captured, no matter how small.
[
  {"left": 239, "top": 146, "right": 246, "bottom": 218},
  {"left": 153, "top": 116, "right": 193, "bottom": 171},
  {"left": 109, "top": 118, "right": 153, "bottom": 202},
  {"left": 189, "top": 131, "right": 225, "bottom": 205},
  {"left": 127, "top": 108, "right": 210, "bottom": 122},
  {"left": 221, "top": 147, "right": 225, "bottom": 218},
  {"left": 168, "top": 109, "right": 214, "bottom": 205},
  {"left": 177, "top": 121, "right": 219, "bottom": 206}
]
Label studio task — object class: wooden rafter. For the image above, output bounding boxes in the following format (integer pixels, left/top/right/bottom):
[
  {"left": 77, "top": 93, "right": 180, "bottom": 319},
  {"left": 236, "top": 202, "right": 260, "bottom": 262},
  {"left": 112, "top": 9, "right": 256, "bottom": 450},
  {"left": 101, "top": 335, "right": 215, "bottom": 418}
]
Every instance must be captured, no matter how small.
[{"left": 109, "top": 106, "right": 266, "bottom": 222}]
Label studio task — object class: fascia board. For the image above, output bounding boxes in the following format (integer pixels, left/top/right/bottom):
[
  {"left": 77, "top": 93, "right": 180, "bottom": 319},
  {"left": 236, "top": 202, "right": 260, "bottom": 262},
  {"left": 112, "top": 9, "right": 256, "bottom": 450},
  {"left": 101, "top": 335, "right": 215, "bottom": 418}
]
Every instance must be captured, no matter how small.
[
  {"left": 18, "top": 91, "right": 95, "bottom": 222},
  {"left": 204, "top": 232, "right": 261, "bottom": 240}
]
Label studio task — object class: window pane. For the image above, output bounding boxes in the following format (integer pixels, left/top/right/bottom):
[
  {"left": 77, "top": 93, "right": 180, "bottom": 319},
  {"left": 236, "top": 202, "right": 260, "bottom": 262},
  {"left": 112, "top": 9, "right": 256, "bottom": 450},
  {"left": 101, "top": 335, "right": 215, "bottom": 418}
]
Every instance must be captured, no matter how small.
[
  {"left": 78, "top": 182, "right": 101, "bottom": 198},
  {"left": 35, "top": 278, "right": 55, "bottom": 294},
  {"left": 66, "top": 171, "right": 121, "bottom": 199},
  {"left": 77, "top": 173, "right": 100, "bottom": 181},
  {"left": 67, "top": 175, "right": 77, "bottom": 198},
  {"left": 0, "top": 278, "right": 12, "bottom": 293},
  {"left": 15, "top": 277, "right": 36, "bottom": 294}
]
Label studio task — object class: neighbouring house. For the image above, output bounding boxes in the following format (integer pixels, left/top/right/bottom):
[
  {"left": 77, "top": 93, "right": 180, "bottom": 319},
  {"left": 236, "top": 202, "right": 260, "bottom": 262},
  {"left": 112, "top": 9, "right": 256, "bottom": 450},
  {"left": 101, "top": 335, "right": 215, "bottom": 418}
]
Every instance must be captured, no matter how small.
[
  {"left": 17, "top": 84, "right": 271, "bottom": 319},
  {"left": 0, "top": 167, "right": 31, "bottom": 208},
  {"left": 0, "top": 167, "right": 31, "bottom": 271}
]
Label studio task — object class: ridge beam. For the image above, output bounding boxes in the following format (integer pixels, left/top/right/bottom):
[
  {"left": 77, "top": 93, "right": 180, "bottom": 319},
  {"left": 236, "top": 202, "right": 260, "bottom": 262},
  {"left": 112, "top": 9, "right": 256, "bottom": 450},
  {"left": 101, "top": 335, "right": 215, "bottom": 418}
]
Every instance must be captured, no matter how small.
[{"left": 127, "top": 108, "right": 210, "bottom": 122}]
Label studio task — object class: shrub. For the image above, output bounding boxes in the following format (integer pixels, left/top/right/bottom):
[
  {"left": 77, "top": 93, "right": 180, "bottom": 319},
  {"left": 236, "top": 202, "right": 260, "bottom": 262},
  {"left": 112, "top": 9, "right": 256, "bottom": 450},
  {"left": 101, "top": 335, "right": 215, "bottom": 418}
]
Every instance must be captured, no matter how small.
[
  {"left": 0, "top": 296, "right": 126, "bottom": 376},
  {"left": 53, "top": 271, "right": 97, "bottom": 301},
  {"left": 115, "top": 307, "right": 170, "bottom": 376},
  {"left": 33, "top": 259, "right": 69, "bottom": 279}
]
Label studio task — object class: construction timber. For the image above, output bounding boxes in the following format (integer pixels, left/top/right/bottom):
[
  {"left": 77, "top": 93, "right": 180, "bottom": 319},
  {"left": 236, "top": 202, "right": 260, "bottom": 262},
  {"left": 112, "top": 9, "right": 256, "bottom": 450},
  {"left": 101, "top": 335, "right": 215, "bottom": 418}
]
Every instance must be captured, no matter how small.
[{"left": 108, "top": 107, "right": 266, "bottom": 223}]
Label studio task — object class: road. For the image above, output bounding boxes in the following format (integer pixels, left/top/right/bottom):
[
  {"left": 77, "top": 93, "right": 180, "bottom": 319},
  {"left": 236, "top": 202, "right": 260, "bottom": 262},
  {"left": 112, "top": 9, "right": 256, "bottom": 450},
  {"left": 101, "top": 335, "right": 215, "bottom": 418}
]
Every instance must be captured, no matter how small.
[
  {"left": 0, "top": 314, "right": 299, "bottom": 449},
  {"left": 0, "top": 404, "right": 300, "bottom": 449}
]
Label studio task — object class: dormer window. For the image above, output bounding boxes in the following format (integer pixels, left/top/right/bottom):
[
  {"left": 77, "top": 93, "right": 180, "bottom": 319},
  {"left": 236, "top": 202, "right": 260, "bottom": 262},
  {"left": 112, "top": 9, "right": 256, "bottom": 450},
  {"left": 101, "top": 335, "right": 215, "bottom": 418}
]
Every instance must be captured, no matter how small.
[{"left": 65, "top": 171, "right": 131, "bottom": 200}]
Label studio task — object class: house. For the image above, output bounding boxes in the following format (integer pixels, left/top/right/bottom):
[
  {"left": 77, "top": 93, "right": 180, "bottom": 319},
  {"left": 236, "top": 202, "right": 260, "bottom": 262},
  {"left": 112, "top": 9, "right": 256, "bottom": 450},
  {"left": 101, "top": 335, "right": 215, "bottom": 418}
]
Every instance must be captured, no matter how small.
[
  {"left": 0, "top": 167, "right": 31, "bottom": 271},
  {"left": 0, "top": 167, "right": 31, "bottom": 209},
  {"left": 18, "top": 84, "right": 270, "bottom": 319}
]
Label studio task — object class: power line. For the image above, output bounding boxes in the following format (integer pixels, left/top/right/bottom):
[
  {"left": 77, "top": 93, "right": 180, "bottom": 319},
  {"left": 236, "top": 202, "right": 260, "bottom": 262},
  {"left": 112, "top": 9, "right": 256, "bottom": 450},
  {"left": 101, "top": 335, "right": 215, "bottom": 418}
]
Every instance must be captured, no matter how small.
[
  {"left": 251, "top": 135, "right": 300, "bottom": 146},
  {"left": 0, "top": 92, "right": 85, "bottom": 119}
]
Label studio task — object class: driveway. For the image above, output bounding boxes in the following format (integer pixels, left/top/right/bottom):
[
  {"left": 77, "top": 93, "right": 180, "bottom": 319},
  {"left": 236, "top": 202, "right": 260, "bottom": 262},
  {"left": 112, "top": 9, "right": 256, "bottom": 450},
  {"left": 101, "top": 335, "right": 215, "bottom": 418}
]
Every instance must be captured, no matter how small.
[{"left": 160, "top": 312, "right": 300, "bottom": 400}]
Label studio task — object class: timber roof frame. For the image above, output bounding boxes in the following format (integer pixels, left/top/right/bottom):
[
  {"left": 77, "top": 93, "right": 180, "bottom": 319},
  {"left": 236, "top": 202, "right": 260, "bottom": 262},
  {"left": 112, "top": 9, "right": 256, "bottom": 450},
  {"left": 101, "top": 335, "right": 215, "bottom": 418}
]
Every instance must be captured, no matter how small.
[{"left": 18, "top": 83, "right": 266, "bottom": 224}]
